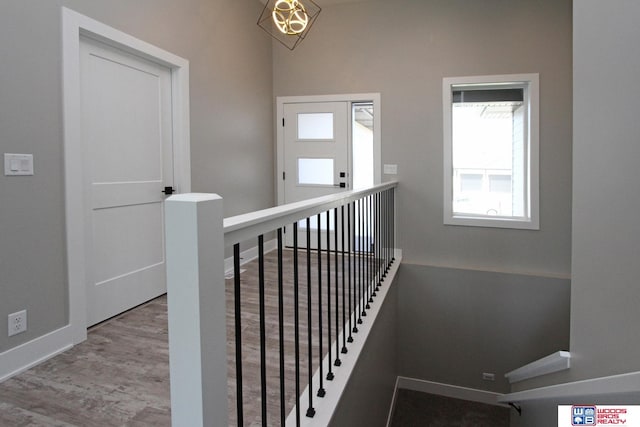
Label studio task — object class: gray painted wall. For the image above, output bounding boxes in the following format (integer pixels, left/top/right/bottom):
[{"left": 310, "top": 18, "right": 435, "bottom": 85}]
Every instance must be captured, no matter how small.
[
  {"left": 330, "top": 275, "right": 397, "bottom": 427},
  {"left": 0, "top": 0, "right": 273, "bottom": 352},
  {"left": 513, "top": 0, "right": 640, "bottom": 397},
  {"left": 272, "top": 0, "right": 572, "bottom": 396},
  {"left": 398, "top": 264, "right": 570, "bottom": 394},
  {"left": 273, "top": 0, "right": 573, "bottom": 277},
  {"left": 0, "top": 1, "right": 578, "bottom": 416}
]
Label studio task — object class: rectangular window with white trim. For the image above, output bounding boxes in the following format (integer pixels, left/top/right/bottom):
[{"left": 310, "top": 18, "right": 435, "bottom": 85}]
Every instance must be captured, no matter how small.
[{"left": 443, "top": 74, "right": 539, "bottom": 229}]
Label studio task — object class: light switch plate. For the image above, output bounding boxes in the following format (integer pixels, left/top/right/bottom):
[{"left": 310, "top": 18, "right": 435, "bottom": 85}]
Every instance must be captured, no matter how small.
[
  {"left": 383, "top": 164, "right": 398, "bottom": 175},
  {"left": 4, "top": 153, "right": 34, "bottom": 176}
]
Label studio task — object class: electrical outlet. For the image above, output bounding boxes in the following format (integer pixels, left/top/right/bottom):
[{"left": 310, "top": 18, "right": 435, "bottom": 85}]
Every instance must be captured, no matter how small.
[
  {"left": 8, "top": 310, "right": 27, "bottom": 337},
  {"left": 482, "top": 372, "right": 495, "bottom": 381}
]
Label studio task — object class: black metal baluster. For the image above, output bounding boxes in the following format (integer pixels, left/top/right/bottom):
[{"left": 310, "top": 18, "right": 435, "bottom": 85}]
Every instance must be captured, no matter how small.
[
  {"left": 364, "top": 195, "right": 369, "bottom": 308},
  {"left": 316, "top": 214, "right": 325, "bottom": 398},
  {"left": 233, "top": 243, "right": 244, "bottom": 427},
  {"left": 358, "top": 199, "right": 367, "bottom": 323},
  {"left": 258, "top": 235, "right": 267, "bottom": 426},
  {"left": 384, "top": 189, "right": 390, "bottom": 275},
  {"left": 306, "top": 218, "right": 315, "bottom": 418},
  {"left": 370, "top": 194, "right": 375, "bottom": 299},
  {"left": 364, "top": 195, "right": 368, "bottom": 306},
  {"left": 380, "top": 192, "right": 384, "bottom": 285},
  {"left": 334, "top": 208, "right": 341, "bottom": 367},
  {"left": 373, "top": 192, "right": 378, "bottom": 288},
  {"left": 353, "top": 200, "right": 362, "bottom": 326},
  {"left": 361, "top": 197, "right": 368, "bottom": 317},
  {"left": 360, "top": 197, "right": 369, "bottom": 317},
  {"left": 378, "top": 193, "right": 384, "bottom": 283},
  {"left": 347, "top": 202, "right": 354, "bottom": 341},
  {"left": 391, "top": 189, "right": 396, "bottom": 263},
  {"left": 341, "top": 205, "right": 347, "bottom": 354},
  {"left": 360, "top": 197, "right": 366, "bottom": 312},
  {"left": 376, "top": 192, "right": 381, "bottom": 290},
  {"left": 325, "top": 210, "right": 334, "bottom": 381},
  {"left": 368, "top": 194, "right": 374, "bottom": 303},
  {"left": 369, "top": 194, "right": 375, "bottom": 297},
  {"left": 367, "top": 194, "right": 376, "bottom": 303},
  {"left": 293, "top": 223, "right": 301, "bottom": 426},
  {"left": 362, "top": 196, "right": 367, "bottom": 307},
  {"left": 387, "top": 189, "right": 393, "bottom": 268},
  {"left": 277, "top": 229, "right": 286, "bottom": 426},
  {"left": 383, "top": 191, "right": 387, "bottom": 275}
]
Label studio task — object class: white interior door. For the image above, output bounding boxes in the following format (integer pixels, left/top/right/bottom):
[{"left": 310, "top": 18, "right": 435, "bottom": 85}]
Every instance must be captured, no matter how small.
[
  {"left": 283, "top": 102, "right": 350, "bottom": 248},
  {"left": 80, "top": 36, "right": 173, "bottom": 326}
]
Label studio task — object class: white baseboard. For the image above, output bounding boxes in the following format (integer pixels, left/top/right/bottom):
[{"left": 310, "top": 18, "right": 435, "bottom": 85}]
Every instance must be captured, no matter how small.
[
  {"left": 396, "top": 376, "right": 508, "bottom": 408},
  {"left": 224, "top": 238, "right": 277, "bottom": 276},
  {"left": 0, "top": 325, "right": 74, "bottom": 382}
]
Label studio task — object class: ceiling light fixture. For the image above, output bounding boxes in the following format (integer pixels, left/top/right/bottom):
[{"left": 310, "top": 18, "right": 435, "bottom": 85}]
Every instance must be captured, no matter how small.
[
  {"left": 273, "top": 0, "right": 308, "bottom": 35},
  {"left": 258, "top": 0, "right": 321, "bottom": 50}
]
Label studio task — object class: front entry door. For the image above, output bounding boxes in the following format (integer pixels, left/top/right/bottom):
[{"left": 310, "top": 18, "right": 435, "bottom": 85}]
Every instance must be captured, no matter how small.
[
  {"left": 80, "top": 37, "right": 174, "bottom": 326},
  {"left": 283, "top": 102, "right": 350, "bottom": 248}
]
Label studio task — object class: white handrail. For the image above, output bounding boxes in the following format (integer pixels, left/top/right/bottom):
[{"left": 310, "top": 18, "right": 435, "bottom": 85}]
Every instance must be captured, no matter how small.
[
  {"left": 223, "top": 181, "right": 398, "bottom": 247},
  {"left": 498, "top": 370, "right": 640, "bottom": 403},
  {"left": 504, "top": 351, "right": 570, "bottom": 384},
  {"left": 165, "top": 182, "right": 399, "bottom": 427}
]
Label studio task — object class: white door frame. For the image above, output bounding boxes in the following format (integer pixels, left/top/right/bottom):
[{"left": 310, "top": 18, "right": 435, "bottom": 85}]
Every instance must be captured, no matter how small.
[
  {"left": 276, "top": 93, "right": 381, "bottom": 206},
  {"left": 62, "top": 7, "right": 191, "bottom": 344}
]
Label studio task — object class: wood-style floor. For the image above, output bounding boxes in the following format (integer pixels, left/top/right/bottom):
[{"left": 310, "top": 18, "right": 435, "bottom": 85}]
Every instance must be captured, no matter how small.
[
  {"left": 0, "top": 249, "right": 378, "bottom": 426},
  {"left": 0, "top": 295, "right": 170, "bottom": 426}
]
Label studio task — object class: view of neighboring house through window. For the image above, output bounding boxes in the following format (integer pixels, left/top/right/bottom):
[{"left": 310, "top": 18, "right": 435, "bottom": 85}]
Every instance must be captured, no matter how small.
[{"left": 443, "top": 74, "right": 539, "bottom": 229}]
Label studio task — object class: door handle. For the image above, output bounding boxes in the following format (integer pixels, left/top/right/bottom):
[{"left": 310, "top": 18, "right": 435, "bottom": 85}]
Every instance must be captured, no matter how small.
[{"left": 162, "top": 186, "right": 175, "bottom": 195}]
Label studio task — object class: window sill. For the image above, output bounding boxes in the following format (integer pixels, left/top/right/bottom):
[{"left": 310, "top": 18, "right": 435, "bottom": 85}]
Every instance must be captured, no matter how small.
[{"left": 444, "top": 214, "right": 539, "bottom": 230}]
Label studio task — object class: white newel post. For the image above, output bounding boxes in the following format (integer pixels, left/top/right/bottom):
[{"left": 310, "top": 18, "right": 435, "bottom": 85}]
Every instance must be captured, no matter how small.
[{"left": 164, "top": 194, "right": 228, "bottom": 427}]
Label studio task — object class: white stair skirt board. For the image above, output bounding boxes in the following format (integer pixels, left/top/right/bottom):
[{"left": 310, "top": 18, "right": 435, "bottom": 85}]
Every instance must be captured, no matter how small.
[
  {"left": 285, "top": 250, "right": 402, "bottom": 427},
  {"left": 394, "top": 376, "right": 509, "bottom": 408},
  {"left": 498, "top": 370, "right": 640, "bottom": 403},
  {"left": 505, "top": 351, "right": 570, "bottom": 384},
  {"left": 223, "top": 239, "right": 277, "bottom": 277}
]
